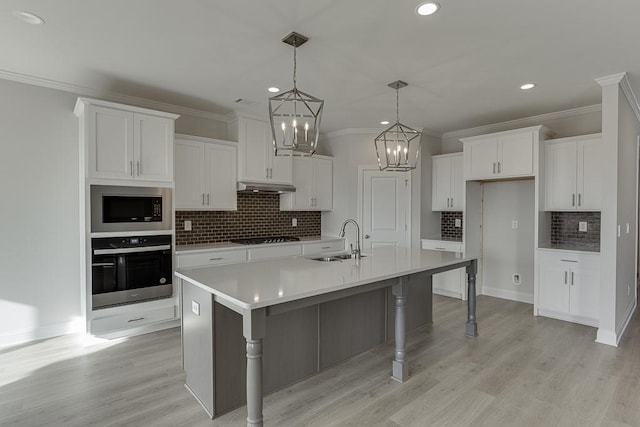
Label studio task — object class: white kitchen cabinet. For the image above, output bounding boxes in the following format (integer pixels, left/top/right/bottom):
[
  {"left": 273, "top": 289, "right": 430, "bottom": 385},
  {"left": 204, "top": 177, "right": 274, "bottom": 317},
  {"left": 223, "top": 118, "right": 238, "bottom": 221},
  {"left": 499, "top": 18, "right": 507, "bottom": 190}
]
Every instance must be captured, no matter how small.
[
  {"left": 280, "top": 156, "right": 333, "bottom": 211},
  {"left": 462, "top": 126, "right": 549, "bottom": 181},
  {"left": 421, "top": 239, "right": 466, "bottom": 300},
  {"left": 537, "top": 250, "right": 600, "bottom": 326},
  {"left": 545, "top": 134, "right": 602, "bottom": 211},
  {"left": 248, "top": 244, "right": 302, "bottom": 261},
  {"left": 176, "top": 248, "right": 247, "bottom": 268},
  {"left": 75, "top": 99, "right": 178, "bottom": 183},
  {"left": 175, "top": 135, "right": 237, "bottom": 210},
  {"left": 228, "top": 114, "right": 292, "bottom": 185},
  {"left": 302, "top": 239, "right": 345, "bottom": 255},
  {"left": 432, "top": 153, "right": 463, "bottom": 211}
]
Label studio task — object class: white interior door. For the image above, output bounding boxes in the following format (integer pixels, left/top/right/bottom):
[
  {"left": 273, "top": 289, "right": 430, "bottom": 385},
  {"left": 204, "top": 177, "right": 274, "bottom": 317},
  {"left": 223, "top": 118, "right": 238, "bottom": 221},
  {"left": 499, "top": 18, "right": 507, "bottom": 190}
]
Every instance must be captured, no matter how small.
[{"left": 361, "top": 169, "right": 409, "bottom": 252}]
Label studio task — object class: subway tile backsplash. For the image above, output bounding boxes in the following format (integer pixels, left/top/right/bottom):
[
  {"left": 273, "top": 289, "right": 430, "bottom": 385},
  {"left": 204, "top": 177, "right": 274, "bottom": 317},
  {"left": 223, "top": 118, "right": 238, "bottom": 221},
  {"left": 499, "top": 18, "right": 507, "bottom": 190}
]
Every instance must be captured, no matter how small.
[
  {"left": 175, "top": 193, "right": 321, "bottom": 246},
  {"left": 550, "top": 211, "right": 600, "bottom": 249},
  {"left": 441, "top": 212, "right": 463, "bottom": 241}
]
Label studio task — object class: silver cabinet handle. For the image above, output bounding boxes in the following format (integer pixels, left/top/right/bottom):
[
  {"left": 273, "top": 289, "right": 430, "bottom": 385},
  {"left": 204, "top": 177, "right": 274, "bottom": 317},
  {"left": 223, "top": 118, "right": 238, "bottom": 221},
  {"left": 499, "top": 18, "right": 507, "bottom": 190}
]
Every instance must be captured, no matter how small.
[
  {"left": 269, "top": 168, "right": 273, "bottom": 179},
  {"left": 564, "top": 271, "right": 568, "bottom": 284},
  {"left": 127, "top": 317, "right": 145, "bottom": 323},
  {"left": 322, "top": 246, "right": 331, "bottom": 250},
  {"left": 207, "top": 193, "right": 210, "bottom": 205},
  {"left": 209, "top": 257, "right": 223, "bottom": 261},
  {"left": 364, "top": 234, "right": 370, "bottom": 239},
  {"left": 137, "top": 161, "right": 140, "bottom": 176},
  {"left": 130, "top": 161, "right": 134, "bottom": 176},
  {"left": 497, "top": 161, "right": 501, "bottom": 173},
  {"left": 571, "top": 271, "right": 574, "bottom": 286},
  {"left": 560, "top": 259, "right": 578, "bottom": 263},
  {"left": 435, "top": 247, "right": 446, "bottom": 250},
  {"left": 578, "top": 193, "right": 581, "bottom": 206},
  {"left": 202, "top": 193, "right": 205, "bottom": 205},
  {"left": 266, "top": 168, "right": 269, "bottom": 178},
  {"left": 450, "top": 197, "right": 454, "bottom": 207},
  {"left": 493, "top": 162, "right": 496, "bottom": 174},
  {"left": 572, "top": 194, "right": 576, "bottom": 207}
]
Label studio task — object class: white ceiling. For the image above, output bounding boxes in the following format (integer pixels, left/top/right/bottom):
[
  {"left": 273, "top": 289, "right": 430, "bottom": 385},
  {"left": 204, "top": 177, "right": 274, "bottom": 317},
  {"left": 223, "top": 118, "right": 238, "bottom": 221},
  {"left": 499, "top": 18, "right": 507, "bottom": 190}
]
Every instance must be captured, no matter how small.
[{"left": 2, "top": 0, "right": 639, "bottom": 134}]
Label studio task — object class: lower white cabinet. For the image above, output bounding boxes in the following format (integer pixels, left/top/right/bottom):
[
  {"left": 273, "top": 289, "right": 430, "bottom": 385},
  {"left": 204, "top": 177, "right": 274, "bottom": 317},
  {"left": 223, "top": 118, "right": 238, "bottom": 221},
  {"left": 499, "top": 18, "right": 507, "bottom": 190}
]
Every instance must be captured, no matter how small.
[
  {"left": 90, "top": 300, "right": 176, "bottom": 335},
  {"left": 248, "top": 244, "right": 302, "bottom": 261},
  {"left": 176, "top": 248, "right": 247, "bottom": 268},
  {"left": 537, "top": 250, "right": 600, "bottom": 326},
  {"left": 421, "top": 239, "right": 466, "bottom": 300},
  {"left": 302, "top": 240, "right": 345, "bottom": 255}
]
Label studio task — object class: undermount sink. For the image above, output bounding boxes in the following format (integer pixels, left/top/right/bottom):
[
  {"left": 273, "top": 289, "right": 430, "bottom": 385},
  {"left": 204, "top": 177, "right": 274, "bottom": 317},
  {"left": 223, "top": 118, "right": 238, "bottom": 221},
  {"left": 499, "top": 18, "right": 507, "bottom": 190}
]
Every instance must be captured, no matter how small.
[{"left": 309, "top": 254, "right": 367, "bottom": 262}]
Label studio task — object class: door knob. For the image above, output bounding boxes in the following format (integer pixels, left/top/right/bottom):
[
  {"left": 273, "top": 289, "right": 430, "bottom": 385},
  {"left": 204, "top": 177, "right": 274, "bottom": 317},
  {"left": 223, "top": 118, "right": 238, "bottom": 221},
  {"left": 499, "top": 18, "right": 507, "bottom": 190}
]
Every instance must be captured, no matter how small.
[{"left": 364, "top": 234, "right": 370, "bottom": 239}]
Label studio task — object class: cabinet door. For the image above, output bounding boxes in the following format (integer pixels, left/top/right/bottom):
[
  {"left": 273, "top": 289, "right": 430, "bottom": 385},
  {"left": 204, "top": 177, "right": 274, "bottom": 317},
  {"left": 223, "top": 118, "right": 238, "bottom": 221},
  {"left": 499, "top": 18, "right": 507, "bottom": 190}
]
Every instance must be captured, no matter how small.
[
  {"left": 450, "top": 155, "right": 464, "bottom": 210},
  {"left": 175, "top": 140, "right": 206, "bottom": 209},
  {"left": 313, "top": 157, "right": 333, "bottom": 211},
  {"left": 538, "top": 253, "right": 570, "bottom": 313},
  {"left": 205, "top": 144, "right": 237, "bottom": 210},
  {"left": 134, "top": 113, "right": 174, "bottom": 182},
  {"left": 431, "top": 156, "right": 452, "bottom": 211},
  {"left": 499, "top": 131, "right": 533, "bottom": 177},
  {"left": 88, "top": 106, "right": 134, "bottom": 179},
  {"left": 545, "top": 141, "right": 577, "bottom": 210},
  {"left": 270, "top": 151, "right": 293, "bottom": 184},
  {"left": 465, "top": 138, "right": 498, "bottom": 180},
  {"left": 240, "top": 118, "right": 269, "bottom": 182},
  {"left": 569, "top": 256, "right": 600, "bottom": 320},
  {"left": 291, "top": 157, "right": 313, "bottom": 209},
  {"left": 576, "top": 138, "right": 602, "bottom": 210}
]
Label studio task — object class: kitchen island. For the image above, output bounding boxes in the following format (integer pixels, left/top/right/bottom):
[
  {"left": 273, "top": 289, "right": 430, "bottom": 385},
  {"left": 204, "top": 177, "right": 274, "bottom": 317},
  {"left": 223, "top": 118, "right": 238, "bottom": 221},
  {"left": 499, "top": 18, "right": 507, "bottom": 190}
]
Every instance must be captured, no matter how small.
[{"left": 176, "top": 246, "right": 478, "bottom": 426}]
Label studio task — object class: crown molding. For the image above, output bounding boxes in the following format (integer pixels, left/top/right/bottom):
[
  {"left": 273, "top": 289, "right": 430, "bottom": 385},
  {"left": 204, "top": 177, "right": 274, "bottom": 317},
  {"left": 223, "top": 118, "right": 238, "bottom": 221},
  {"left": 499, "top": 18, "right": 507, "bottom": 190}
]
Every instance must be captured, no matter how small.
[
  {"left": 619, "top": 74, "right": 640, "bottom": 124},
  {"left": 442, "top": 104, "right": 602, "bottom": 141},
  {"left": 595, "top": 72, "right": 626, "bottom": 87},
  {"left": 0, "top": 69, "right": 229, "bottom": 122}
]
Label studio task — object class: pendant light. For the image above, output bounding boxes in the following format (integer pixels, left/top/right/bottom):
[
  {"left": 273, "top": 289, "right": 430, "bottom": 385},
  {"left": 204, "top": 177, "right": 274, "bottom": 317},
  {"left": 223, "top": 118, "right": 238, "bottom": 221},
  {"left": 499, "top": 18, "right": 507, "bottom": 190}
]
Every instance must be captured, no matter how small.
[
  {"left": 269, "top": 32, "right": 324, "bottom": 157},
  {"left": 374, "top": 81, "right": 421, "bottom": 171}
]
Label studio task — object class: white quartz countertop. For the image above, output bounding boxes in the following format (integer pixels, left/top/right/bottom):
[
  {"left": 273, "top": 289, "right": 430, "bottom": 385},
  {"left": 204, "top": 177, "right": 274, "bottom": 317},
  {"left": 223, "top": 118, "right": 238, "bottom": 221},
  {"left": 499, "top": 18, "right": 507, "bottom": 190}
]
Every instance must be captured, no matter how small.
[
  {"left": 176, "top": 246, "right": 475, "bottom": 311},
  {"left": 175, "top": 236, "right": 343, "bottom": 254}
]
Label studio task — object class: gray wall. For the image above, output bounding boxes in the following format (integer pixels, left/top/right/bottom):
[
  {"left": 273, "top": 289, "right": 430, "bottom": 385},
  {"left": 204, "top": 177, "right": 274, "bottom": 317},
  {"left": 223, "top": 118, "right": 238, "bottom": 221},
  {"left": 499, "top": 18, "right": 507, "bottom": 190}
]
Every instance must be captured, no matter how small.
[{"left": 0, "top": 78, "right": 228, "bottom": 346}]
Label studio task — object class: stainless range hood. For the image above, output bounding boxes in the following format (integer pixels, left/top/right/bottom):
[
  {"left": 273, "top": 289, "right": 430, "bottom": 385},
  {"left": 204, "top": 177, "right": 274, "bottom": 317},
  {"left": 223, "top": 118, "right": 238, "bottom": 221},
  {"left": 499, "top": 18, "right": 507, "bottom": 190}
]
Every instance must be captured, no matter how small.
[{"left": 237, "top": 181, "right": 296, "bottom": 193}]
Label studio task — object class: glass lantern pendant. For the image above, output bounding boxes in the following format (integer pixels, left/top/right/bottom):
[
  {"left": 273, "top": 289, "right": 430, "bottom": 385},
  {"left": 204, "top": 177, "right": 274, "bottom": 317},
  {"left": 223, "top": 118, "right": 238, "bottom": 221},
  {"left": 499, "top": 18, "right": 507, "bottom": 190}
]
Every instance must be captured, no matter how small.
[
  {"left": 269, "top": 32, "right": 324, "bottom": 157},
  {"left": 374, "top": 81, "right": 422, "bottom": 171}
]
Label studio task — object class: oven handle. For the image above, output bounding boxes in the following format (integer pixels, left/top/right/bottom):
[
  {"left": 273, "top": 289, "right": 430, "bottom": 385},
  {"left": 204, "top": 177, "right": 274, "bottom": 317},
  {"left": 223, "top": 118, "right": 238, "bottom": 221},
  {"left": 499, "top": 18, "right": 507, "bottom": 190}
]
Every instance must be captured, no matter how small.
[
  {"left": 93, "top": 244, "right": 171, "bottom": 255},
  {"left": 92, "top": 262, "right": 115, "bottom": 267}
]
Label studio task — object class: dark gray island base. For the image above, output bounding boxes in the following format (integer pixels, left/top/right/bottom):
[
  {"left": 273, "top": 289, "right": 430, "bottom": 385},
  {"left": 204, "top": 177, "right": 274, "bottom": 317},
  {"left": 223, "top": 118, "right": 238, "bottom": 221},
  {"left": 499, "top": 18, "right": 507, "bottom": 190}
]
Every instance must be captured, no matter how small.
[{"left": 177, "top": 249, "right": 477, "bottom": 426}]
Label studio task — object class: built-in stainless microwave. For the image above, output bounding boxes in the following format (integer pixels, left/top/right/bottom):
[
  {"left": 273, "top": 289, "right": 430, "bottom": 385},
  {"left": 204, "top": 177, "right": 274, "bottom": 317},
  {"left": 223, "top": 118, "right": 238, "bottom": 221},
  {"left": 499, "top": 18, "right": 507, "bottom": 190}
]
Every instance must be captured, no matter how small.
[{"left": 90, "top": 185, "right": 172, "bottom": 232}]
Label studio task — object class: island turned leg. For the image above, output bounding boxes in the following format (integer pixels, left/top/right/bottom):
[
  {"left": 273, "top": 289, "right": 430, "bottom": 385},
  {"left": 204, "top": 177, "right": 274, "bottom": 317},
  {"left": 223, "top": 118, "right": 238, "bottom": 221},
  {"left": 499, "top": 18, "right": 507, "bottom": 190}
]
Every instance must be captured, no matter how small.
[
  {"left": 465, "top": 260, "right": 479, "bottom": 337},
  {"left": 392, "top": 277, "right": 408, "bottom": 382},
  {"left": 243, "top": 308, "right": 267, "bottom": 427}
]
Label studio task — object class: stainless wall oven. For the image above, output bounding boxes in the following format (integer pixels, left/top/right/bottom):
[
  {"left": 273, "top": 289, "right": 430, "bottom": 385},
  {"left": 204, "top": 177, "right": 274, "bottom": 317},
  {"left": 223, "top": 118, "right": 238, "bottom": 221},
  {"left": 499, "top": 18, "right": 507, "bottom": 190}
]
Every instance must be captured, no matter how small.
[
  {"left": 90, "top": 185, "right": 172, "bottom": 232},
  {"left": 91, "top": 235, "right": 173, "bottom": 309}
]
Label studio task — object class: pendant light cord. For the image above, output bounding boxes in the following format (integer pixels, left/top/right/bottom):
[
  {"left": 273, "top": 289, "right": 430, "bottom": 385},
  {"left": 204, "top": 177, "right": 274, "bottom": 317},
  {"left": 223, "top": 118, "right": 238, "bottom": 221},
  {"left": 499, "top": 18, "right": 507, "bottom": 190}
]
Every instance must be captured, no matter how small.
[
  {"left": 396, "top": 88, "right": 400, "bottom": 124},
  {"left": 293, "top": 43, "right": 297, "bottom": 90}
]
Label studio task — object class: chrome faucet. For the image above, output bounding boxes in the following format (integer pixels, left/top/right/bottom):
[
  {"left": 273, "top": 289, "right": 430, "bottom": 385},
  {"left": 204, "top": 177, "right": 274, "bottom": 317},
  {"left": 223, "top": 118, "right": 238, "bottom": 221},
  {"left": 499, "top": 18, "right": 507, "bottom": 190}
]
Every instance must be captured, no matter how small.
[{"left": 338, "top": 219, "right": 361, "bottom": 259}]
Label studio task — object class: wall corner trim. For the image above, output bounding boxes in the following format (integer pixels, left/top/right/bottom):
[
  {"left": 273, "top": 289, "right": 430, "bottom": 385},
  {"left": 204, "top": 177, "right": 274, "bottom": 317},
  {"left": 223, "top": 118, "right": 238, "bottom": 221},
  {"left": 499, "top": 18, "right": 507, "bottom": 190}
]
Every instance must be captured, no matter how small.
[{"left": 615, "top": 299, "right": 637, "bottom": 346}]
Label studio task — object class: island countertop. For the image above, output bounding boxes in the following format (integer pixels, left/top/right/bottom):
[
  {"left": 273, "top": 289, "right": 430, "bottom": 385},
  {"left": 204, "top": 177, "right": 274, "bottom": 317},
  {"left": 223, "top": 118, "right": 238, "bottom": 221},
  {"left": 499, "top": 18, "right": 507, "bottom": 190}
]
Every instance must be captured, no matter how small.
[{"left": 176, "top": 246, "right": 474, "bottom": 311}]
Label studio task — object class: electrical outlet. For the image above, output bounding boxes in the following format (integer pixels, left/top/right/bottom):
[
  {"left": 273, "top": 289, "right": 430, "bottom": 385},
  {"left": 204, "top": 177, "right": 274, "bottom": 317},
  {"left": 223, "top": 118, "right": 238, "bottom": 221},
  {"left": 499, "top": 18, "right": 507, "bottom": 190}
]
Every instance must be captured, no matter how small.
[
  {"left": 578, "top": 221, "right": 587, "bottom": 232},
  {"left": 511, "top": 220, "right": 518, "bottom": 229},
  {"left": 455, "top": 218, "right": 461, "bottom": 228},
  {"left": 184, "top": 220, "right": 192, "bottom": 231},
  {"left": 191, "top": 300, "right": 200, "bottom": 316},
  {"left": 512, "top": 274, "right": 521, "bottom": 285},
  {"left": 292, "top": 218, "right": 297, "bottom": 227},
  {"left": 618, "top": 225, "right": 621, "bottom": 237},
  {"left": 627, "top": 223, "right": 630, "bottom": 234},
  {"left": 628, "top": 284, "right": 631, "bottom": 297}
]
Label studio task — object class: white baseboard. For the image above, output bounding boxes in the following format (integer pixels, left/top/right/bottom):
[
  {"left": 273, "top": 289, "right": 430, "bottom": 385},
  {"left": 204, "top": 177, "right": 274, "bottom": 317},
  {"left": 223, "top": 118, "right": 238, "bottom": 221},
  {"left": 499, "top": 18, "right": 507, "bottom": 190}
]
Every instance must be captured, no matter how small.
[
  {"left": 538, "top": 309, "right": 599, "bottom": 328},
  {"left": 93, "top": 319, "right": 180, "bottom": 340},
  {"left": 481, "top": 286, "right": 533, "bottom": 304},
  {"left": 432, "top": 288, "right": 462, "bottom": 300},
  {"left": 596, "top": 328, "right": 618, "bottom": 346},
  {"left": 615, "top": 299, "right": 637, "bottom": 345},
  {"left": 0, "top": 320, "right": 81, "bottom": 348}
]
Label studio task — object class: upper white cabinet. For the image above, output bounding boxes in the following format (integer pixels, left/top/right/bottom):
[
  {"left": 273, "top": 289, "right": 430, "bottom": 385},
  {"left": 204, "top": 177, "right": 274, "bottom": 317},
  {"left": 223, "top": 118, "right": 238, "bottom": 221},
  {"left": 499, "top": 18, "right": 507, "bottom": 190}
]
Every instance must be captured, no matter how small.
[
  {"left": 280, "top": 156, "right": 333, "bottom": 211},
  {"left": 537, "top": 249, "right": 600, "bottom": 326},
  {"left": 175, "top": 135, "right": 237, "bottom": 210},
  {"left": 74, "top": 98, "right": 179, "bottom": 183},
  {"left": 545, "top": 134, "right": 602, "bottom": 211},
  {"left": 432, "top": 153, "right": 463, "bottom": 211},
  {"left": 462, "top": 126, "right": 549, "bottom": 181},
  {"left": 228, "top": 114, "right": 292, "bottom": 185}
]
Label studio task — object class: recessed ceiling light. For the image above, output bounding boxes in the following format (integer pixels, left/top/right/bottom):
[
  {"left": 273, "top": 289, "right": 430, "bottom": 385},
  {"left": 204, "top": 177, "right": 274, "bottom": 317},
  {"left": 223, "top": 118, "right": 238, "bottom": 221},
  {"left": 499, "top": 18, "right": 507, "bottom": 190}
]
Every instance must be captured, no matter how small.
[
  {"left": 268, "top": 87, "right": 280, "bottom": 93},
  {"left": 416, "top": 2, "right": 440, "bottom": 16},
  {"left": 520, "top": 83, "right": 536, "bottom": 90},
  {"left": 380, "top": 120, "right": 390, "bottom": 125},
  {"left": 13, "top": 11, "right": 45, "bottom": 25}
]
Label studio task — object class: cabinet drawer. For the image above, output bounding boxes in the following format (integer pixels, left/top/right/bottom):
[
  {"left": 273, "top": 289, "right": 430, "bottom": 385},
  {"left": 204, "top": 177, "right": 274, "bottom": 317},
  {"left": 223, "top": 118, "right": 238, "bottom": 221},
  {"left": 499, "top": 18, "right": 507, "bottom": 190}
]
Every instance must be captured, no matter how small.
[
  {"left": 177, "top": 249, "right": 247, "bottom": 268},
  {"left": 421, "top": 239, "right": 463, "bottom": 253},
  {"left": 91, "top": 305, "right": 176, "bottom": 335},
  {"left": 248, "top": 244, "right": 301, "bottom": 260},
  {"left": 302, "top": 240, "right": 345, "bottom": 255}
]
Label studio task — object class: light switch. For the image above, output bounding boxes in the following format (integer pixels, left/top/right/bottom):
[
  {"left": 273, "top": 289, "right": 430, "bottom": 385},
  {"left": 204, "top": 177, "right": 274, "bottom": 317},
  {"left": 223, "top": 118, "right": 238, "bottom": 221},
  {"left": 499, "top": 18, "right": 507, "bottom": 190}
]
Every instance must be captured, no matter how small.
[
  {"left": 511, "top": 220, "right": 518, "bottom": 229},
  {"left": 292, "top": 218, "right": 297, "bottom": 227},
  {"left": 627, "top": 223, "right": 630, "bottom": 234},
  {"left": 191, "top": 300, "right": 200, "bottom": 316},
  {"left": 184, "top": 220, "right": 192, "bottom": 231},
  {"left": 578, "top": 221, "right": 588, "bottom": 232},
  {"left": 455, "top": 218, "right": 461, "bottom": 228}
]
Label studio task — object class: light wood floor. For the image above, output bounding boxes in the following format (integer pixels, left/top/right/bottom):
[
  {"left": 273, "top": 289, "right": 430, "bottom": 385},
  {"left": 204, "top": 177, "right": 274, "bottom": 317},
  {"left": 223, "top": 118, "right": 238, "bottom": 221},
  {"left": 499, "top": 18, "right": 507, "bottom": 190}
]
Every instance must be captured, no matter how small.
[{"left": 2, "top": 295, "right": 640, "bottom": 426}]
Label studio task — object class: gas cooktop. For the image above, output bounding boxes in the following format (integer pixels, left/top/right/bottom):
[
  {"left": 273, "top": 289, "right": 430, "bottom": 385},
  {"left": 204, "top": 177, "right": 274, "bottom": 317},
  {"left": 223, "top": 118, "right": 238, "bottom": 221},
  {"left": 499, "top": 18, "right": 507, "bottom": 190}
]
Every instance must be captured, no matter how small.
[{"left": 230, "top": 236, "right": 300, "bottom": 245}]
